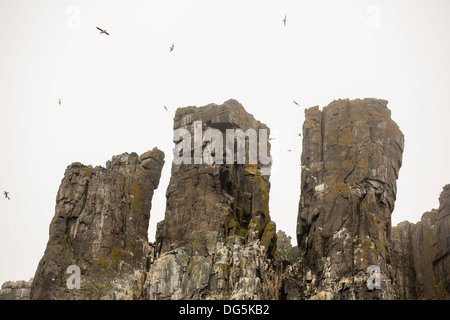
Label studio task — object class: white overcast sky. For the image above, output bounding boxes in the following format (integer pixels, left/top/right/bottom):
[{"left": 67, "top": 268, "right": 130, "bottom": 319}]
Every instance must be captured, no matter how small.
[{"left": 1, "top": 0, "right": 450, "bottom": 285}]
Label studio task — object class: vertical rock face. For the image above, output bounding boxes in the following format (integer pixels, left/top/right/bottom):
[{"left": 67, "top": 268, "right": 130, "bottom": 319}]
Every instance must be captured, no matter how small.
[
  {"left": 30, "top": 149, "right": 164, "bottom": 300},
  {"left": 293, "top": 98, "right": 404, "bottom": 299},
  {"left": 6, "top": 97, "right": 447, "bottom": 301},
  {"left": 275, "top": 231, "right": 299, "bottom": 264},
  {"left": 0, "top": 279, "right": 32, "bottom": 300},
  {"left": 144, "top": 99, "right": 278, "bottom": 300},
  {"left": 391, "top": 185, "right": 450, "bottom": 299}
]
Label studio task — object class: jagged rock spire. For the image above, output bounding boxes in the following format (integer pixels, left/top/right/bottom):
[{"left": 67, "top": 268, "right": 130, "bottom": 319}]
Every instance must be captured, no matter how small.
[
  {"left": 30, "top": 149, "right": 165, "bottom": 300},
  {"left": 294, "top": 98, "right": 404, "bottom": 299}
]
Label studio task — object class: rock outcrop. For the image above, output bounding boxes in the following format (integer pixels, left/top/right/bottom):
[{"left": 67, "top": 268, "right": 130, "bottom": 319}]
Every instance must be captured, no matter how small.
[
  {"left": 30, "top": 149, "right": 164, "bottom": 299},
  {"left": 0, "top": 279, "right": 32, "bottom": 300},
  {"left": 391, "top": 185, "right": 450, "bottom": 299},
  {"left": 275, "top": 231, "right": 299, "bottom": 267},
  {"left": 4, "top": 97, "right": 448, "bottom": 301},
  {"left": 289, "top": 98, "right": 404, "bottom": 299},
  {"left": 143, "top": 99, "right": 278, "bottom": 299}
]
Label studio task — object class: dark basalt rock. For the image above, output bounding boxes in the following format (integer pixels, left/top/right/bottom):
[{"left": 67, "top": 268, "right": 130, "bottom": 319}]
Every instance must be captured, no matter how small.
[
  {"left": 292, "top": 98, "right": 404, "bottom": 299},
  {"left": 144, "top": 99, "right": 278, "bottom": 300},
  {"left": 30, "top": 149, "right": 164, "bottom": 300},
  {"left": 0, "top": 279, "right": 32, "bottom": 300},
  {"left": 3, "top": 98, "right": 448, "bottom": 301},
  {"left": 391, "top": 185, "right": 450, "bottom": 299}
]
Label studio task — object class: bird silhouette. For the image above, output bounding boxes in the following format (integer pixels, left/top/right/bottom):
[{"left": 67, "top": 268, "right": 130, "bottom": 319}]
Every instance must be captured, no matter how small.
[
  {"left": 96, "top": 27, "right": 109, "bottom": 35},
  {"left": 293, "top": 100, "right": 300, "bottom": 106},
  {"left": 287, "top": 149, "right": 292, "bottom": 152},
  {"left": 163, "top": 105, "right": 168, "bottom": 111},
  {"left": 311, "top": 176, "right": 318, "bottom": 183},
  {"left": 169, "top": 43, "right": 174, "bottom": 52},
  {"left": 58, "top": 98, "right": 61, "bottom": 107},
  {"left": 283, "top": 15, "right": 287, "bottom": 27},
  {"left": 298, "top": 133, "right": 302, "bottom": 137},
  {"left": 301, "top": 165, "right": 310, "bottom": 171},
  {"left": 3, "top": 191, "right": 10, "bottom": 200},
  {"left": 269, "top": 137, "right": 276, "bottom": 141}
]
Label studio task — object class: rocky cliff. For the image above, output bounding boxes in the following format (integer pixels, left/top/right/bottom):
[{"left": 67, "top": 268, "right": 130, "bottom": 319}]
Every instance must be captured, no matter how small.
[
  {"left": 284, "top": 98, "right": 404, "bottom": 299},
  {"left": 0, "top": 279, "right": 32, "bottom": 300},
  {"left": 143, "top": 99, "right": 278, "bottom": 299},
  {"left": 2, "top": 98, "right": 449, "bottom": 300},
  {"left": 391, "top": 185, "right": 450, "bottom": 299},
  {"left": 29, "top": 149, "right": 164, "bottom": 299}
]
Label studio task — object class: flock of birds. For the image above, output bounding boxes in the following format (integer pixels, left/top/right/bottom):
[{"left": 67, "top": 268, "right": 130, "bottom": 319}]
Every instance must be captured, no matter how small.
[
  {"left": 2, "top": 15, "right": 314, "bottom": 203},
  {"left": 58, "top": 17, "right": 305, "bottom": 133},
  {"left": 57, "top": 26, "right": 175, "bottom": 113}
]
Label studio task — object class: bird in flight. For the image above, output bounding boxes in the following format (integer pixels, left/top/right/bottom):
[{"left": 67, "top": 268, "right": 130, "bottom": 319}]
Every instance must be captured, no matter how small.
[
  {"left": 301, "top": 165, "right": 310, "bottom": 171},
  {"left": 3, "top": 191, "right": 10, "bottom": 200},
  {"left": 269, "top": 137, "right": 276, "bottom": 141},
  {"left": 311, "top": 175, "right": 318, "bottom": 183},
  {"left": 298, "top": 133, "right": 302, "bottom": 137},
  {"left": 169, "top": 43, "right": 174, "bottom": 52},
  {"left": 96, "top": 27, "right": 109, "bottom": 35},
  {"left": 58, "top": 98, "right": 61, "bottom": 107},
  {"left": 283, "top": 15, "right": 287, "bottom": 27},
  {"left": 163, "top": 105, "right": 168, "bottom": 111},
  {"left": 293, "top": 100, "right": 300, "bottom": 106},
  {"left": 287, "top": 149, "right": 292, "bottom": 152}
]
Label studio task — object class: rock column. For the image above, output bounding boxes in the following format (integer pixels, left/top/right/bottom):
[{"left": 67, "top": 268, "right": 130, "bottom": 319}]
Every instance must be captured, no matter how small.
[
  {"left": 295, "top": 98, "right": 404, "bottom": 299},
  {"left": 144, "top": 99, "right": 278, "bottom": 300},
  {"left": 30, "top": 149, "right": 164, "bottom": 299},
  {"left": 391, "top": 185, "right": 450, "bottom": 299}
]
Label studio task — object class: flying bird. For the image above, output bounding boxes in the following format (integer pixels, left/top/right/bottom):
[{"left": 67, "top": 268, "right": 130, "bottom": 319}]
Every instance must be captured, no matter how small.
[
  {"left": 287, "top": 149, "right": 292, "bottom": 152},
  {"left": 96, "top": 27, "right": 109, "bottom": 35},
  {"left": 269, "top": 137, "right": 276, "bottom": 141},
  {"left": 283, "top": 15, "right": 287, "bottom": 27},
  {"left": 298, "top": 133, "right": 302, "bottom": 137},
  {"left": 3, "top": 191, "right": 10, "bottom": 200},
  {"left": 58, "top": 98, "right": 61, "bottom": 107},
  {"left": 163, "top": 105, "right": 168, "bottom": 111},
  {"left": 169, "top": 43, "right": 174, "bottom": 52},
  {"left": 293, "top": 100, "right": 300, "bottom": 106},
  {"left": 301, "top": 165, "right": 310, "bottom": 171},
  {"left": 311, "top": 175, "right": 318, "bottom": 183}
]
